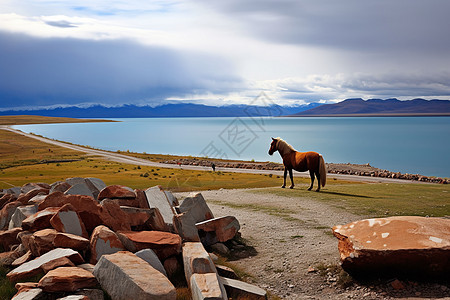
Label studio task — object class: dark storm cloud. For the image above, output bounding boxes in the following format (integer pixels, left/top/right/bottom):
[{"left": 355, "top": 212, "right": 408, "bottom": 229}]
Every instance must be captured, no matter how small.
[
  {"left": 197, "top": 0, "right": 450, "bottom": 53},
  {"left": 0, "top": 31, "right": 241, "bottom": 109}
]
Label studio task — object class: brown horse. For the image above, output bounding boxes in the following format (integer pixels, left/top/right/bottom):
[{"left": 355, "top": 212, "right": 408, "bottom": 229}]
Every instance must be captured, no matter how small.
[{"left": 268, "top": 137, "right": 326, "bottom": 191}]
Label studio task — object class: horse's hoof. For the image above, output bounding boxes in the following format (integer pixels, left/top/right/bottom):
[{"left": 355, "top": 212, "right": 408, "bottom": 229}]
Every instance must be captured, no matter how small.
[
  {"left": 281, "top": 186, "right": 285, "bottom": 188},
  {"left": 289, "top": 186, "right": 294, "bottom": 189},
  {"left": 315, "top": 189, "right": 320, "bottom": 192},
  {"left": 307, "top": 188, "right": 312, "bottom": 191}
]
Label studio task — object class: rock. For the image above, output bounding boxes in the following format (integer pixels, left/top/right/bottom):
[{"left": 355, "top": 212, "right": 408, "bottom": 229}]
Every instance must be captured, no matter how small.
[
  {"left": 65, "top": 183, "right": 95, "bottom": 199},
  {"left": 135, "top": 189, "right": 150, "bottom": 209},
  {"left": 7, "top": 248, "right": 84, "bottom": 282},
  {"left": 98, "top": 185, "right": 136, "bottom": 201},
  {"left": 0, "top": 227, "right": 22, "bottom": 250},
  {"left": 0, "top": 194, "right": 16, "bottom": 210},
  {"left": 120, "top": 206, "right": 169, "bottom": 231},
  {"left": 163, "top": 256, "right": 180, "bottom": 278},
  {"left": 178, "top": 193, "right": 214, "bottom": 223},
  {"left": 391, "top": 279, "right": 405, "bottom": 290},
  {"left": 15, "top": 282, "right": 38, "bottom": 293},
  {"left": 220, "top": 276, "right": 267, "bottom": 300},
  {"left": 57, "top": 296, "right": 88, "bottom": 300},
  {"left": 41, "top": 256, "right": 75, "bottom": 273},
  {"left": 12, "top": 250, "right": 33, "bottom": 267},
  {"left": 196, "top": 216, "right": 240, "bottom": 242},
  {"left": 29, "top": 229, "right": 89, "bottom": 257},
  {"left": 93, "top": 251, "right": 176, "bottom": 300},
  {"left": 182, "top": 242, "right": 218, "bottom": 286},
  {"left": 89, "top": 225, "right": 125, "bottom": 265},
  {"left": 77, "top": 263, "right": 95, "bottom": 274},
  {"left": 173, "top": 212, "right": 200, "bottom": 242},
  {"left": 7, "top": 186, "right": 22, "bottom": 196},
  {"left": 17, "top": 189, "right": 48, "bottom": 206},
  {"left": 85, "top": 177, "right": 107, "bottom": 200},
  {"left": 27, "top": 195, "right": 47, "bottom": 205},
  {"left": 332, "top": 216, "right": 450, "bottom": 277},
  {"left": 0, "top": 250, "right": 21, "bottom": 266},
  {"left": 11, "top": 288, "right": 44, "bottom": 300},
  {"left": 117, "top": 231, "right": 182, "bottom": 260},
  {"left": 17, "top": 231, "right": 34, "bottom": 252},
  {"left": 38, "top": 266, "right": 97, "bottom": 292},
  {"left": 65, "top": 177, "right": 86, "bottom": 186},
  {"left": 49, "top": 181, "right": 72, "bottom": 194},
  {"left": 0, "top": 201, "right": 22, "bottom": 230},
  {"left": 216, "top": 265, "right": 239, "bottom": 279},
  {"left": 21, "top": 183, "right": 49, "bottom": 194},
  {"left": 21, "top": 207, "right": 59, "bottom": 232},
  {"left": 190, "top": 273, "right": 227, "bottom": 300},
  {"left": 135, "top": 249, "right": 167, "bottom": 277},
  {"left": 74, "top": 288, "right": 105, "bottom": 300},
  {"left": 8, "top": 205, "right": 37, "bottom": 229},
  {"left": 164, "top": 191, "right": 179, "bottom": 207},
  {"left": 50, "top": 204, "right": 89, "bottom": 238},
  {"left": 99, "top": 200, "right": 131, "bottom": 232},
  {"left": 144, "top": 186, "right": 176, "bottom": 230}
]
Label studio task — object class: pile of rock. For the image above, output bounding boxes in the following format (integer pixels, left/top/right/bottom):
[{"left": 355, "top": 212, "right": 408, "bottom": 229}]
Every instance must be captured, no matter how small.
[
  {"left": 0, "top": 178, "right": 267, "bottom": 299},
  {"left": 332, "top": 216, "right": 450, "bottom": 278}
]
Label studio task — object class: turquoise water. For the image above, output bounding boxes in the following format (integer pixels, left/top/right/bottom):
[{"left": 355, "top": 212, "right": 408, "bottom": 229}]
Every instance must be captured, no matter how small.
[{"left": 12, "top": 117, "right": 450, "bottom": 178}]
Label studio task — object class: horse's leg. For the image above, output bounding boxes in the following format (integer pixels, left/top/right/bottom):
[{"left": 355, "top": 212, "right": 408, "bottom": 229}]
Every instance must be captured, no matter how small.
[
  {"left": 282, "top": 168, "right": 287, "bottom": 188},
  {"left": 308, "top": 170, "right": 314, "bottom": 191},
  {"left": 289, "top": 169, "right": 294, "bottom": 189},
  {"left": 315, "top": 170, "right": 321, "bottom": 192}
]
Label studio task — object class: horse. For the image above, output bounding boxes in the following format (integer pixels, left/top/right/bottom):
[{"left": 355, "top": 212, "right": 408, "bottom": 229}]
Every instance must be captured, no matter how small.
[{"left": 268, "top": 137, "right": 327, "bottom": 191}]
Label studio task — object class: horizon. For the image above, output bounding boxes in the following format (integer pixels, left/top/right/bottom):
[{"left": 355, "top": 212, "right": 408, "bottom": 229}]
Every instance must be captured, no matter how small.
[{"left": 2, "top": 1, "right": 450, "bottom": 110}]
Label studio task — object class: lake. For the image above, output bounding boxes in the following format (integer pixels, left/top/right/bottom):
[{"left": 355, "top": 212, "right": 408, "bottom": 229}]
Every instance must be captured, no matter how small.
[{"left": 12, "top": 116, "right": 450, "bottom": 178}]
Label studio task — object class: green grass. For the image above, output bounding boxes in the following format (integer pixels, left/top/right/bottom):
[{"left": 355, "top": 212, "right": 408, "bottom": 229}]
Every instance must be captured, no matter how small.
[
  {"left": 0, "top": 266, "right": 15, "bottom": 300},
  {"left": 257, "top": 183, "right": 450, "bottom": 217}
]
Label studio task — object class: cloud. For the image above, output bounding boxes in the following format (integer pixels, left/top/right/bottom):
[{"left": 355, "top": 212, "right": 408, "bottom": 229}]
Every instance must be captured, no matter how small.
[{"left": 0, "top": 30, "right": 242, "bottom": 109}]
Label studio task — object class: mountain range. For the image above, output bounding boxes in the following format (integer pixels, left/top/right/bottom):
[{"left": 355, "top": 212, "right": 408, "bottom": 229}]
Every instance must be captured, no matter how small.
[
  {"left": 0, "top": 103, "right": 321, "bottom": 118},
  {"left": 292, "top": 98, "right": 450, "bottom": 116}
]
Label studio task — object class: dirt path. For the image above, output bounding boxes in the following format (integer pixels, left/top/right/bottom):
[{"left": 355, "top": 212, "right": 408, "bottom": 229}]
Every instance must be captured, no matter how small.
[{"left": 176, "top": 188, "right": 450, "bottom": 300}]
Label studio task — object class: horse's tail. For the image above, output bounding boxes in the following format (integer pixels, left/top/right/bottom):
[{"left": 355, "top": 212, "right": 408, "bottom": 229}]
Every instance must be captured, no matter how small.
[{"left": 319, "top": 155, "right": 327, "bottom": 187}]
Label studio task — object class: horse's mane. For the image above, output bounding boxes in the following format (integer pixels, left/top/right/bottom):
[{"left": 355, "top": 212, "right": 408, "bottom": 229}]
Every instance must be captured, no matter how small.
[{"left": 275, "top": 137, "right": 296, "bottom": 155}]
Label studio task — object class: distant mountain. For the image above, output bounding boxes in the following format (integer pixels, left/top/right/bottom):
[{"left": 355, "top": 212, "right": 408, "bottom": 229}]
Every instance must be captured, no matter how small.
[
  {"left": 0, "top": 103, "right": 322, "bottom": 118},
  {"left": 292, "top": 98, "right": 450, "bottom": 116}
]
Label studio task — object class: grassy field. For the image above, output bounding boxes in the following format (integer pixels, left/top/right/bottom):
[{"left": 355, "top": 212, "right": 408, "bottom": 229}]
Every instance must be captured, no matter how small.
[{"left": 0, "top": 115, "right": 115, "bottom": 125}]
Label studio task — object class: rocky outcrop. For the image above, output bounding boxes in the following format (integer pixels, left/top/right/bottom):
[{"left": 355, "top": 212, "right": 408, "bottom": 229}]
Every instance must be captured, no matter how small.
[{"left": 332, "top": 216, "right": 450, "bottom": 278}]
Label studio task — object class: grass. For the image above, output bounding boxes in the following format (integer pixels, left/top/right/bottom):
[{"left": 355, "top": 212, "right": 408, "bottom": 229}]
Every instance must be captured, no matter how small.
[
  {"left": 0, "top": 266, "right": 15, "bottom": 300},
  {"left": 0, "top": 115, "right": 115, "bottom": 125},
  {"left": 257, "top": 183, "right": 450, "bottom": 218}
]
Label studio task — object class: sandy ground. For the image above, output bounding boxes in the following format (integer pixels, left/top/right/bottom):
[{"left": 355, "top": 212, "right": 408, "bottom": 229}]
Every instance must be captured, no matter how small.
[{"left": 176, "top": 188, "right": 450, "bottom": 300}]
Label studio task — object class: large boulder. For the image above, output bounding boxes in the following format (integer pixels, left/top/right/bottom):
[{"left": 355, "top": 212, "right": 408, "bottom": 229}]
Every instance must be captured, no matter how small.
[
  {"left": 135, "top": 249, "right": 167, "bottom": 277},
  {"left": 144, "top": 186, "right": 176, "bottom": 230},
  {"left": 182, "top": 242, "right": 218, "bottom": 285},
  {"left": 195, "top": 216, "right": 240, "bottom": 243},
  {"left": 29, "top": 229, "right": 89, "bottom": 257},
  {"left": 65, "top": 183, "right": 95, "bottom": 199},
  {"left": 89, "top": 225, "right": 125, "bottom": 265},
  {"left": 38, "top": 266, "right": 98, "bottom": 292},
  {"left": 98, "top": 185, "right": 136, "bottom": 201},
  {"left": 178, "top": 193, "right": 213, "bottom": 224},
  {"left": 50, "top": 203, "right": 89, "bottom": 238},
  {"left": 117, "top": 231, "right": 182, "bottom": 260},
  {"left": 190, "top": 273, "right": 227, "bottom": 300},
  {"left": 120, "top": 206, "right": 168, "bottom": 231},
  {"left": 21, "top": 207, "right": 59, "bottom": 232},
  {"left": 332, "top": 216, "right": 450, "bottom": 277},
  {"left": 93, "top": 251, "right": 176, "bottom": 300},
  {"left": 7, "top": 248, "right": 84, "bottom": 282},
  {"left": 8, "top": 205, "right": 37, "bottom": 229},
  {"left": 173, "top": 212, "right": 200, "bottom": 242},
  {"left": 17, "top": 189, "right": 48, "bottom": 205}
]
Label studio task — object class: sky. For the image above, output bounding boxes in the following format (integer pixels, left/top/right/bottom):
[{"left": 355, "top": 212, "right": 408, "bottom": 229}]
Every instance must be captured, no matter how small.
[{"left": 1, "top": 0, "right": 450, "bottom": 110}]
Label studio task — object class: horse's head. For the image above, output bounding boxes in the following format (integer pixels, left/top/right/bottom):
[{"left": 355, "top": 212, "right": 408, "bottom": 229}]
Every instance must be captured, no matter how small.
[{"left": 268, "top": 137, "right": 278, "bottom": 155}]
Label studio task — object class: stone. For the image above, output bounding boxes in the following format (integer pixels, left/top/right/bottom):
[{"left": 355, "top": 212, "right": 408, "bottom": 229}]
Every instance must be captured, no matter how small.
[
  {"left": 135, "top": 189, "right": 150, "bottom": 209},
  {"left": 98, "top": 185, "right": 136, "bottom": 200},
  {"left": 29, "top": 229, "right": 89, "bottom": 257},
  {"left": 89, "top": 225, "right": 125, "bottom": 264},
  {"left": 135, "top": 249, "right": 167, "bottom": 277},
  {"left": 0, "top": 194, "right": 16, "bottom": 210},
  {"left": 7, "top": 187, "right": 21, "bottom": 196},
  {"left": 120, "top": 206, "right": 169, "bottom": 231},
  {"left": 219, "top": 276, "right": 267, "bottom": 300},
  {"left": 0, "top": 201, "right": 22, "bottom": 230},
  {"left": 196, "top": 216, "right": 240, "bottom": 242},
  {"left": 17, "top": 189, "right": 48, "bottom": 206},
  {"left": 99, "top": 200, "right": 131, "bottom": 232},
  {"left": 173, "top": 212, "right": 200, "bottom": 242},
  {"left": 210, "top": 243, "right": 230, "bottom": 256},
  {"left": 74, "top": 288, "right": 105, "bottom": 300},
  {"left": 17, "top": 231, "right": 34, "bottom": 252},
  {"left": 38, "top": 266, "right": 97, "bottom": 292},
  {"left": 8, "top": 205, "right": 38, "bottom": 229},
  {"left": 117, "top": 231, "right": 182, "bottom": 260},
  {"left": 182, "top": 242, "right": 218, "bottom": 286},
  {"left": 65, "top": 183, "right": 95, "bottom": 199},
  {"left": 21, "top": 207, "right": 59, "bottom": 232},
  {"left": 41, "top": 256, "right": 75, "bottom": 273},
  {"left": 163, "top": 256, "right": 180, "bottom": 278},
  {"left": 164, "top": 191, "right": 179, "bottom": 207},
  {"left": 144, "top": 186, "right": 176, "bottom": 229},
  {"left": 12, "top": 250, "right": 34, "bottom": 267},
  {"left": 0, "top": 250, "right": 21, "bottom": 266},
  {"left": 93, "top": 251, "right": 176, "bottom": 300},
  {"left": 65, "top": 177, "right": 86, "bottom": 186},
  {"left": 85, "top": 177, "right": 107, "bottom": 200},
  {"left": 332, "top": 216, "right": 450, "bottom": 277},
  {"left": 27, "top": 195, "right": 47, "bottom": 205},
  {"left": 178, "top": 193, "right": 213, "bottom": 223},
  {"left": 7, "top": 248, "right": 84, "bottom": 282},
  {"left": 11, "top": 288, "right": 44, "bottom": 300},
  {"left": 21, "top": 183, "right": 50, "bottom": 194},
  {"left": 77, "top": 263, "right": 95, "bottom": 274},
  {"left": 0, "top": 227, "right": 22, "bottom": 250},
  {"left": 49, "top": 181, "right": 72, "bottom": 194},
  {"left": 15, "top": 282, "right": 38, "bottom": 293},
  {"left": 216, "top": 265, "right": 239, "bottom": 280},
  {"left": 50, "top": 204, "right": 89, "bottom": 238},
  {"left": 190, "top": 273, "right": 227, "bottom": 300}
]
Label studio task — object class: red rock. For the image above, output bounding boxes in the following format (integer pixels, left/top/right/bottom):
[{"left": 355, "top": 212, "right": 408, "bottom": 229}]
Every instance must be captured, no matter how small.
[
  {"left": 38, "top": 266, "right": 97, "bottom": 292},
  {"left": 332, "top": 216, "right": 450, "bottom": 277},
  {"left": 135, "top": 189, "right": 150, "bottom": 209},
  {"left": 100, "top": 200, "right": 131, "bottom": 232},
  {"left": 0, "top": 250, "right": 21, "bottom": 266},
  {"left": 21, "top": 183, "right": 50, "bottom": 194},
  {"left": 50, "top": 203, "right": 88, "bottom": 238},
  {"left": 98, "top": 185, "right": 136, "bottom": 200},
  {"left": 117, "top": 230, "right": 182, "bottom": 260},
  {"left": 89, "top": 225, "right": 125, "bottom": 264},
  {"left": 41, "top": 256, "right": 75, "bottom": 273},
  {"left": 0, "top": 201, "right": 22, "bottom": 230},
  {"left": 163, "top": 256, "right": 181, "bottom": 278},
  {"left": 0, "top": 227, "right": 22, "bottom": 251},
  {"left": 12, "top": 250, "right": 33, "bottom": 267},
  {"left": 0, "top": 194, "right": 15, "bottom": 210},
  {"left": 195, "top": 216, "right": 240, "bottom": 242},
  {"left": 17, "top": 188, "right": 48, "bottom": 205},
  {"left": 29, "top": 229, "right": 89, "bottom": 256},
  {"left": 21, "top": 207, "right": 59, "bottom": 232},
  {"left": 120, "top": 206, "right": 169, "bottom": 231},
  {"left": 17, "top": 231, "right": 33, "bottom": 252},
  {"left": 15, "top": 282, "right": 38, "bottom": 293}
]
